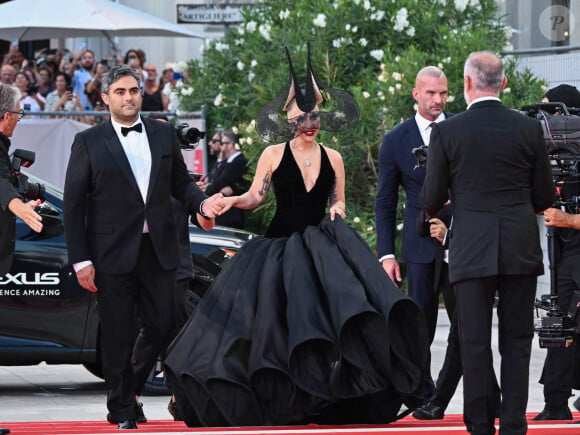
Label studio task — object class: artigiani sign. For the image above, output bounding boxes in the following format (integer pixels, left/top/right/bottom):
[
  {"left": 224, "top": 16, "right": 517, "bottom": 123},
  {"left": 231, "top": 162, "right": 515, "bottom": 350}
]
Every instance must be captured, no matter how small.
[{"left": 177, "top": 4, "right": 245, "bottom": 24}]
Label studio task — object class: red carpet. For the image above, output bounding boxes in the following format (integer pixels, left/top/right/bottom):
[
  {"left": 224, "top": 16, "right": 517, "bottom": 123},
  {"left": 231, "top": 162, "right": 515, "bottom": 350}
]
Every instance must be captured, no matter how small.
[{"left": 2, "top": 414, "right": 580, "bottom": 434}]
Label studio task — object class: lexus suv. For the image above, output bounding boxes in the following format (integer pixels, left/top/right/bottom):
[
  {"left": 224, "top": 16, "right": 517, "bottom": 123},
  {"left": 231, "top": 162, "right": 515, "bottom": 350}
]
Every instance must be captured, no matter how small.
[{"left": 0, "top": 172, "right": 253, "bottom": 393}]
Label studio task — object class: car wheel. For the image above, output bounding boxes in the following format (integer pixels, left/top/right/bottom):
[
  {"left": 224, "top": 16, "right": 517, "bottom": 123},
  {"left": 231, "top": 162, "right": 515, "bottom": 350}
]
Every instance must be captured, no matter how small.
[{"left": 142, "top": 281, "right": 206, "bottom": 395}]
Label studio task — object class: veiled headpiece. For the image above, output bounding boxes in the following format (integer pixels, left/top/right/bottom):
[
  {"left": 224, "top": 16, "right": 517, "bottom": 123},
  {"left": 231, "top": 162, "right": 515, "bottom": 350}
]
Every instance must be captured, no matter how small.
[{"left": 256, "top": 45, "right": 360, "bottom": 143}]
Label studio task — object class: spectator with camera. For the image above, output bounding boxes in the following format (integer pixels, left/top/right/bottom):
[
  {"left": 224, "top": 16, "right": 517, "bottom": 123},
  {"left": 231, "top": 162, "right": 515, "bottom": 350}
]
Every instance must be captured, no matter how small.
[
  {"left": 72, "top": 48, "right": 95, "bottom": 111},
  {"left": 123, "top": 49, "right": 146, "bottom": 89},
  {"left": 44, "top": 72, "right": 83, "bottom": 120},
  {"left": 531, "top": 84, "right": 580, "bottom": 422},
  {"left": 14, "top": 71, "right": 45, "bottom": 112},
  {"left": 37, "top": 66, "right": 54, "bottom": 98}
]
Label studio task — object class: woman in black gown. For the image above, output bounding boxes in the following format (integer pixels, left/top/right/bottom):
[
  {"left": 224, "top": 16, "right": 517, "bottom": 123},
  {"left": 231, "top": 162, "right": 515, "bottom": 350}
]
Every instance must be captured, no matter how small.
[{"left": 164, "top": 47, "right": 429, "bottom": 427}]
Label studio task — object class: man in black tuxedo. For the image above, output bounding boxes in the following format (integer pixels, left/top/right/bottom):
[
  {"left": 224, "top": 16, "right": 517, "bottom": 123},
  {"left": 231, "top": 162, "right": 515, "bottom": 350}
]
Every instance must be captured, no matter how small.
[
  {"left": 421, "top": 51, "right": 554, "bottom": 435},
  {"left": 63, "top": 65, "right": 224, "bottom": 430},
  {"left": 375, "top": 66, "right": 451, "bottom": 401}
]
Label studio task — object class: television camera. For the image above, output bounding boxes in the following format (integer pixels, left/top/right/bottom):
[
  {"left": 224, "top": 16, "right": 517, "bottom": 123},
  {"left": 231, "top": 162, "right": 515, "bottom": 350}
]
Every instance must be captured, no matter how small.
[
  {"left": 521, "top": 102, "right": 580, "bottom": 349},
  {"left": 10, "top": 148, "right": 45, "bottom": 201},
  {"left": 176, "top": 123, "right": 205, "bottom": 150},
  {"left": 174, "top": 123, "right": 205, "bottom": 182}
]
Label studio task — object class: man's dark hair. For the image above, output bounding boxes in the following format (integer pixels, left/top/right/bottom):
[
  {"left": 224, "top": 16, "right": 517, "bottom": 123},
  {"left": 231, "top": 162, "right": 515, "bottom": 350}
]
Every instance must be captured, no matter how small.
[
  {"left": 147, "top": 113, "right": 168, "bottom": 122},
  {"left": 101, "top": 64, "right": 141, "bottom": 94},
  {"left": 544, "top": 84, "right": 580, "bottom": 108}
]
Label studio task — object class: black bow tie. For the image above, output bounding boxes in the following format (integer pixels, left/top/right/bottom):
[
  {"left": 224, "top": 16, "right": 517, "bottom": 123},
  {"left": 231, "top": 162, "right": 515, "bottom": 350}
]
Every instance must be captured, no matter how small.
[{"left": 121, "top": 123, "right": 143, "bottom": 136}]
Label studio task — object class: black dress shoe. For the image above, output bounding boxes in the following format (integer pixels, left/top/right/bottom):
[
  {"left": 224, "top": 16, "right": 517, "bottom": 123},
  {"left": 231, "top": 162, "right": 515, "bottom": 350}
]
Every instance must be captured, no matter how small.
[
  {"left": 168, "top": 399, "right": 183, "bottom": 421},
  {"left": 117, "top": 419, "right": 137, "bottom": 430},
  {"left": 532, "top": 405, "right": 573, "bottom": 421},
  {"left": 135, "top": 401, "right": 147, "bottom": 423},
  {"left": 574, "top": 395, "right": 580, "bottom": 412},
  {"left": 0, "top": 429, "right": 10, "bottom": 435},
  {"left": 412, "top": 403, "right": 444, "bottom": 420}
]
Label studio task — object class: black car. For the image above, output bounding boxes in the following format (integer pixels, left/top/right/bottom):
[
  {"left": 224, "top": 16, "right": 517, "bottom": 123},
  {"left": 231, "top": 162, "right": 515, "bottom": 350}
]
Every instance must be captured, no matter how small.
[{"left": 0, "top": 172, "right": 253, "bottom": 393}]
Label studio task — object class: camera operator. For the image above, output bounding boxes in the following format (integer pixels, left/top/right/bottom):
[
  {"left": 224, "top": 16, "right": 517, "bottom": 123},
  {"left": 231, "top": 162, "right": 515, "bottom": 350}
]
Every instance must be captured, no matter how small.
[{"left": 532, "top": 84, "right": 580, "bottom": 422}]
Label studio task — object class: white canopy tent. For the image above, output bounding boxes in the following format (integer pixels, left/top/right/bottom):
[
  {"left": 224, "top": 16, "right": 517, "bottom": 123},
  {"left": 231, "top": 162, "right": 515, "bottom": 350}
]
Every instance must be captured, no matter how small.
[{"left": 0, "top": 0, "right": 205, "bottom": 44}]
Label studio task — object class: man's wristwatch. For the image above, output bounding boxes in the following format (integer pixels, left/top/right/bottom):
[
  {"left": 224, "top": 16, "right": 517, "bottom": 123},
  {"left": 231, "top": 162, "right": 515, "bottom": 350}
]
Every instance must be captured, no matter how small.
[{"left": 198, "top": 199, "right": 211, "bottom": 220}]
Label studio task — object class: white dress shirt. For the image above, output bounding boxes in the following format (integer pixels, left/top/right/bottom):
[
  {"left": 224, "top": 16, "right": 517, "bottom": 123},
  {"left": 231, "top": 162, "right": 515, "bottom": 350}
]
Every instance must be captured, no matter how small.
[{"left": 415, "top": 111, "right": 446, "bottom": 146}]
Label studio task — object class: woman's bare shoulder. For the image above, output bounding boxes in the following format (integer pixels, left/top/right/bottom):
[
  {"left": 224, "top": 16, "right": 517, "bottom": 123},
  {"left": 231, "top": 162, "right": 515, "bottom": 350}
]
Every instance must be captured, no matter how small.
[{"left": 322, "top": 144, "right": 344, "bottom": 163}]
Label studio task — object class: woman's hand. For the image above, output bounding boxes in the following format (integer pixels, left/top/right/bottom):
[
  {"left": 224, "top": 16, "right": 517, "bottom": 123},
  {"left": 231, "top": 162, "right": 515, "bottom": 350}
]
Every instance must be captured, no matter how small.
[
  {"left": 219, "top": 196, "right": 238, "bottom": 215},
  {"left": 329, "top": 201, "right": 346, "bottom": 221}
]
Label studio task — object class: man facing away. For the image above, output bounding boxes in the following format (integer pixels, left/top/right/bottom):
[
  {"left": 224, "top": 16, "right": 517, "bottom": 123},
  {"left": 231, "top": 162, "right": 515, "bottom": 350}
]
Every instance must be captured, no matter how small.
[
  {"left": 421, "top": 51, "right": 554, "bottom": 435},
  {"left": 63, "top": 64, "right": 224, "bottom": 430},
  {"left": 375, "top": 66, "right": 450, "bottom": 402}
]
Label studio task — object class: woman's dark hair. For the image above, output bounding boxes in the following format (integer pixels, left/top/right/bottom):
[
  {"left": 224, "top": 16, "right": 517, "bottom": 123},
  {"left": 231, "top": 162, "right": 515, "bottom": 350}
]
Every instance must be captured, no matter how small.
[
  {"left": 123, "top": 49, "right": 145, "bottom": 66},
  {"left": 14, "top": 71, "right": 30, "bottom": 85},
  {"left": 54, "top": 71, "right": 72, "bottom": 87}
]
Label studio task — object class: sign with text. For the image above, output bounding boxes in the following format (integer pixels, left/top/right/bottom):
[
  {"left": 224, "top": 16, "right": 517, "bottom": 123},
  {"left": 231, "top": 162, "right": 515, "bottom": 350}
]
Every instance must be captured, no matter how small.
[{"left": 177, "top": 4, "right": 246, "bottom": 24}]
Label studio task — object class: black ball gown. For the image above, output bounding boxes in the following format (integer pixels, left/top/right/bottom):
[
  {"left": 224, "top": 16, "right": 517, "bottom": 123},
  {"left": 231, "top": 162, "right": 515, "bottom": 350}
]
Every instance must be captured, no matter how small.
[{"left": 164, "top": 142, "right": 429, "bottom": 427}]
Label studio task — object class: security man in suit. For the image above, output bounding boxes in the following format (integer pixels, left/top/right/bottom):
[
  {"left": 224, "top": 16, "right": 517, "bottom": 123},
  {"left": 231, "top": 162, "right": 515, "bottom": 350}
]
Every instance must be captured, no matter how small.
[
  {"left": 63, "top": 65, "right": 224, "bottom": 430},
  {"left": 375, "top": 66, "right": 451, "bottom": 401},
  {"left": 421, "top": 51, "right": 554, "bottom": 435}
]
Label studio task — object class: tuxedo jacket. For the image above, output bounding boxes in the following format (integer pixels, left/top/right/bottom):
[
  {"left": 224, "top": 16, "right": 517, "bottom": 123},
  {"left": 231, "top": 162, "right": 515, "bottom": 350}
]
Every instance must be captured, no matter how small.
[
  {"left": 0, "top": 134, "right": 19, "bottom": 277},
  {"left": 420, "top": 100, "right": 554, "bottom": 283},
  {"left": 63, "top": 117, "right": 207, "bottom": 274},
  {"left": 376, "top": 113, "right": 452, "bottom": 263}
]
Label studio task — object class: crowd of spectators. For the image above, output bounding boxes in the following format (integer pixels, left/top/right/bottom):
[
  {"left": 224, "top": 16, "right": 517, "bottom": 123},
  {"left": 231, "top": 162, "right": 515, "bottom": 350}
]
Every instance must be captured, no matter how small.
[{"left": 1, "top": 43, "right": 184, "bottom": 124}]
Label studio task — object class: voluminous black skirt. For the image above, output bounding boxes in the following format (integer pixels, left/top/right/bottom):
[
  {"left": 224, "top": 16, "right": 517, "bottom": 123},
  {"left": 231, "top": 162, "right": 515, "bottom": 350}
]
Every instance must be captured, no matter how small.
[{"left": 164, "top": 216, "right": 429, "bottom": 427}]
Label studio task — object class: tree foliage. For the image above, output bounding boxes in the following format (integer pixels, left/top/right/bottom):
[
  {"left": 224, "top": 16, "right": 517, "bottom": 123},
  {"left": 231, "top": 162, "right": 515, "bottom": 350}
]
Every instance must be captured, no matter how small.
[{"left": 178, "top": 0, "right": 546, "bottom": 247}]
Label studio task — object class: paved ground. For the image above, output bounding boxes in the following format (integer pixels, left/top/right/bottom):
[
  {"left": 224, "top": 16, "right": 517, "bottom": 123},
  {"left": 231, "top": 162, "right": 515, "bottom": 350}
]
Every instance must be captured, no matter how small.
[{"left": 0, "top": 308, "right": 569, "bottom": 424}]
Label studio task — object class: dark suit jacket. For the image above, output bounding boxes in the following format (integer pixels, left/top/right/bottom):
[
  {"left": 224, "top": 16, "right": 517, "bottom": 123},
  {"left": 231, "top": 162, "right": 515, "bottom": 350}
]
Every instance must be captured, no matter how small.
[
  {"left": 206, "top": 152, "right": 248, "bottom": 228},
  {"left": 63, "top": 117, "right": 207, "bottom": 274},
  {"left": 376, "top": 113, "right": 452, "bottom": 263},
  {"left": 0, "top": 133, "right": 19, "bottom": 276},
  {"left": 420, "top": 100, "right": 554, "bottom": 283}
]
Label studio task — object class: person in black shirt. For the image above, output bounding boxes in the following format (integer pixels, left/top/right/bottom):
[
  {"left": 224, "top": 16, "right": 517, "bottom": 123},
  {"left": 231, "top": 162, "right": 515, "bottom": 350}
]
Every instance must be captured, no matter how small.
[{"left": 141, "top": 64, "right": 168, "bottom": 112}]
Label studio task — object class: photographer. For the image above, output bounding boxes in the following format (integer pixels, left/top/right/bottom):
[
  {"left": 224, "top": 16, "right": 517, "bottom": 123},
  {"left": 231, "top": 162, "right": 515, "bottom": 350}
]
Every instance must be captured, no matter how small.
[
  {"left": 532, "top": 84, "right": 580, "bottom": 422},
  {"left": 0, "top": 84, "right": 43, "bottom": 435},
  {"left": 0, "top": 83, "right": 43, "bottom": 275}
]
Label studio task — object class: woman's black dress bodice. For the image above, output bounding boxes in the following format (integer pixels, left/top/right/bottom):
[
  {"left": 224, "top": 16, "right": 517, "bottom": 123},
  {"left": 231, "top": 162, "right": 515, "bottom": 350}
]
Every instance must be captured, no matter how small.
[{"left": 265, "top": 142, "right": 335, "bottom": 238}]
